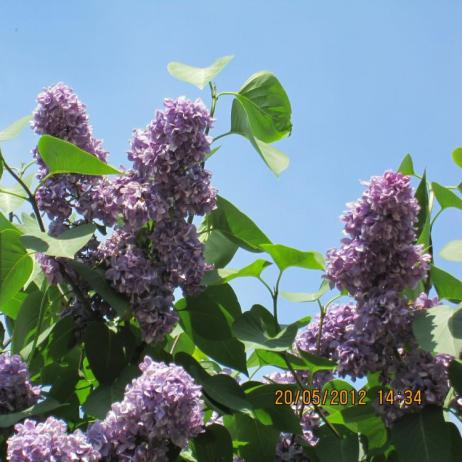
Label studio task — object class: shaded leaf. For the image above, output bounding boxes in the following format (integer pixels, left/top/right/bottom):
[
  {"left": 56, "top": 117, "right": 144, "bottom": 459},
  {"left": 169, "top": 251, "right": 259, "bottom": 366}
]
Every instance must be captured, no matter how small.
[{"left": 202, "top": 259, "right": 271, "bottom": 286}]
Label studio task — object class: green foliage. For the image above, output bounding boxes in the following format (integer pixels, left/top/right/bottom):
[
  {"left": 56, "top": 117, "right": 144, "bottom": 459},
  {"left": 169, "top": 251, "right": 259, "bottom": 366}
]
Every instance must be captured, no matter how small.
[
  {"left": 38, "top": 135, "right": 121, "bottom": 176},
  {"left": 390, "top": 407, "right": 453, "bottom": 462},
  {"left": 432, "top": 182, "right": 462, "bottom": 210},
  {"left": 232, "top": 305, "right": 300, "bottom": 351},
  {"left": 203, "top": 195, "right": 272, "bottom": 252},
  {"left": 0, "top": 115, "right": 32, "bottom": 142},
  {"left": 430, "top": 265, "right": 462, "bottom": 302},
  {"left": 167, "top": 55, "right": 234, "bottom": 90},
  {"left": 397, "top": 153, "right": 415, "bottom": 176},
  {"left": 231, "top": 71, "right": 292, "bottom": 144},
  {"left": 202, "top": 259, "right": 271, "bottom": 286},
  {"left": 451, "top": 147, "right": 462, "bottom": 168},
  {"left": 412, "top": 304, "right": 462, "bottom": 356},
  {"left": 440, "top": 240, "right": 462, "bottom": 262},
  {"left": 21, "top": 223, "right": 96, "bottom": 258},
  {"left": 0, "top": 229, "right": 33, "bottom": 310},
  {"left": 261, "top": 243, "right": 325, "bottom": 271},
  {"left": 192, "top": 424, "right": 233, "bottom": 462}
]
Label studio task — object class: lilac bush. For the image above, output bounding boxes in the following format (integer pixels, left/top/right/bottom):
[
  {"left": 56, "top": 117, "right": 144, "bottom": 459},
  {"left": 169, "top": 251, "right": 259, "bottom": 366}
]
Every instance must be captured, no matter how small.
[{"left": 0, "top": 58, "right": 460, "bottom": 462}]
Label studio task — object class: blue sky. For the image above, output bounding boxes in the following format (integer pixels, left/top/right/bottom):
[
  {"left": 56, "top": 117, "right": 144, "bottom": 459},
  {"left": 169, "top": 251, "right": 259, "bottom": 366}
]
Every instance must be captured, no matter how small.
[{"left": 1, "top": 2, "right": 462, "bottom": 338}]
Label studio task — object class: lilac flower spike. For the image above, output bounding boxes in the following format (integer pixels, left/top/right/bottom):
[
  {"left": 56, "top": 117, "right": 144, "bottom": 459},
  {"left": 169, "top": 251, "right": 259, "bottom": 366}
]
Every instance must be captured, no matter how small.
[
  {"left": 7, "top": 416, "right": 100, "bottom": 461},
  {"left": 326, "top": 171, "right": 430, "bottom": 297},
  {"left": 32, "top": 82, "right": 108, "bottom": 222},
  {"left": 87, "top": 357, "right": 203, "bottom": 461}
]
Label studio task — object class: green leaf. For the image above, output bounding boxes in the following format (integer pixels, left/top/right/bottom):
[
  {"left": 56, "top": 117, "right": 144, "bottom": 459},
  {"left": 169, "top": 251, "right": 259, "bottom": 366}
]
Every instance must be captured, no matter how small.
[
  {"left": 203, "top": 196, "right": 271, "bottom": 252},
  {"left": 244, "top": 383, "right": 301, "bottom": 434},
  {"left": 66, "top": 260, "right": 130, "bottom": 318},
  {"left": 0, "top": 398, "right": 65, "bottom": 428},
  {"left": 314, "top": 427, "right": 359, "bottom": 462},
  {"left": 415, "top": 172, "right": 429, "bottom": 239},
  {"left": 231, "top": 71, "right": 292, "bottom": 143},
  {"left": 261, "top": 243, "right": 325, "bottom": 271},
  {"left": 328, "top": 404, "right": 387, "bottom": 451},
  {"left": 391, "top": 406, "right": 451, "bottom": 462},
  {"left": 175, "top": 353, "right": 251, "bottom": 412},
  {"left": 440, "top": 240, "right": 462, "bottom": 262},
  {"left": 0, "top": 210, "right": 18, "bottom": 232},
  {"left": 177, "top": 286, "right": 247, "bottom": 373},
  {"left": 451, "top": 147, "right": 462, "bottom": 168},
  {"left": 0, "top": 289, "right": 27, "bottom": 320},
  {"left": 412, "top": 305, "right": 462, "bottom": 356},
  {"left": 0, "top": 229, "right": 33, "bottom": 308},
  {"left": 11, "top": 289, "right": 44, "bottom": 354},
  {"left": 0, "top": 115, "right": 32, "bottom": 141},
  {"left": 38, "top": 135, "right": 121, "bottom": 176},
  {"left": 180, "top": 285, "right": 242, "bottom": 341},
  {"left": 84, "top": 322, "right": 127, "bottom": 385},
  {"left": 167, "top": 55, "right": 234, "bottom": 90},
  {"left": 84, "top": 365, "right": 140, "bottom": 419},
  {"left": 431, "top": 265, "right": 462, "bottom": 302},
  {"left": 225, "top": 413, "right": 279, "bottom": 462},
  {"left": 448, "top": 359, "right": 462, "bottom": 395},
  {"left": 432, "top": 182, "right": 462, "bottom": 210},
  {"left": 231, "top": 99, "right": 289, "bottom": 176},
  {"left": 199, "top": 227, "right": 238, "bottom": 268},
  {"left": 297, "top": 349, "right": 337, "bottom": 374},
  {"left": 193, "top": 424, "right": 233, "bottom": 462},
  {"left": 232, "top": 305, "right": 298, "bottom": 351},
  {"left": 397, "top": 153, "right": 415, "bottom": 176},
  {"left": 202, "top": 259, "right": 271, "bottom": 286},
  {"left": 21, "top": 223, "right": 96, "bottom": 258},
  {"left": 249, "top": 349, "right": 310, "bottom": 371},
  {"left": 282, "top": 280, "right": 330, "bottom": 303}
]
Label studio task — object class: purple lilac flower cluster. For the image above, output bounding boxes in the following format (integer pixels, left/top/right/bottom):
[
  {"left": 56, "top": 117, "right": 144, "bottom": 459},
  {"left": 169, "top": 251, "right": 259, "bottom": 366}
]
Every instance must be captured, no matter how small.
[
  {"left": 325, "top": 171, "right": 430, "bottom": 298},
  {"left": 0, "top": 352, "right": 40, "bottom": 414},
  {"left": 86, "top": 356, "right": 203, "bottom": 461},
  {"left": 94, "top": 97, "right": 216, "bottom": 342},
  {"left": 32, "top": 82, "right": 108, "bottom": 222},
  {"left": 296, "top": 171, "right": 450, "bottom": 425},
  {"left": 97, "top": 230, "right": 177, "bottom": 343},
  {"left": 7, "top": 417, "right": 100, "bottom": 462}
]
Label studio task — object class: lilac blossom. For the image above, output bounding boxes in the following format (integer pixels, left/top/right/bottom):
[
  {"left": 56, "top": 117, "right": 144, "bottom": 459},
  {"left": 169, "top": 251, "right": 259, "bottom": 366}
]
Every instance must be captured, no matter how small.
[
  {"left": 97, "top": 229, "right": 177, "bottom": 343},
  {"left": 0, "top": 352, "right": 40, "bottom": 414},
  {"left": 7, "top": 416, "right": 99, "bottom": 461},
  {"left": 87, "top": 357, "right": 203, "bottom": 461},
  {"left": 152, "top": 218, "right": 211, "bottom": 295},
  {"left": 31, "top": 82, "right": 108, "bottom": 221},
  {"left": 326, "top": 171, "right": 430, "bottom": 297}
]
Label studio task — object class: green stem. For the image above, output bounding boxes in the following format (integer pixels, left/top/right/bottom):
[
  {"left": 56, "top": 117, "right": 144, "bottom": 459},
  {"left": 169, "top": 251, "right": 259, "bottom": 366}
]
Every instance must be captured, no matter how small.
[
  {"left": 430, "top": 207, "right": 444, "bottom": 228},
  {"left": 272, "top": 271, "right": 283, "bottom": 324},
  {"left": 212, "top": 131, "right": 232, "bottom": 143},
  {"left": 316, "top": 300, "right": 326, "bottom": 353}
]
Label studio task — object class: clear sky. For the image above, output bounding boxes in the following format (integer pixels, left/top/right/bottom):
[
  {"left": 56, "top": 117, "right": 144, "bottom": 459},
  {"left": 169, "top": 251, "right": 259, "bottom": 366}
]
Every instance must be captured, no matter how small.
[{"left": 1, "top": 1, "right": 462, "bottom": 328}]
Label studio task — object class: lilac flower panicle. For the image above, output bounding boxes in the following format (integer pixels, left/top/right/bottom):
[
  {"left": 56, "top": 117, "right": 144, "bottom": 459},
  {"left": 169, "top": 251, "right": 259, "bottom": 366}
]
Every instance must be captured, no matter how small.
[
  {"left": 32, "top": 82, "right": 108, "bottom": 221},
  {"left": 7, "top": 416, "right": 100, "bottom": 462},
  {"left": 296, "top": 303, "right": 358, "bottom": 361},
  {"left": 87, "top": 357, "right": 203, "bottom": 461},
  {"left": 0, "top": 352, "right": 40, "bottom": 414},
  {"left": 152, "top": 219, "right": 212, "bottom": 295},
  {"left": 326, "top": 171, "right": 431, "bottom": 297},
  {"left": 97, "top": 229, "right": 177, "bottom": 343}
]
